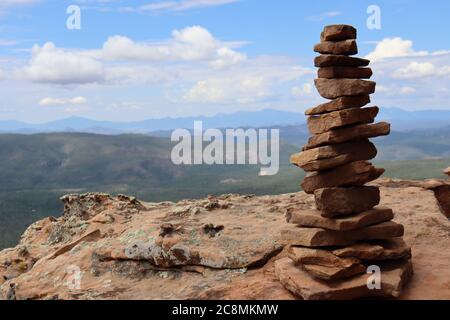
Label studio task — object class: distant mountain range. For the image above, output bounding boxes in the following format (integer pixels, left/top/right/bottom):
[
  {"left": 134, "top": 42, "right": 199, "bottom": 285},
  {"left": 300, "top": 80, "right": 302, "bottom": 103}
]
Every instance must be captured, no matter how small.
[{"left": 1, "top": 108, "right": 450, "bottom": 134}]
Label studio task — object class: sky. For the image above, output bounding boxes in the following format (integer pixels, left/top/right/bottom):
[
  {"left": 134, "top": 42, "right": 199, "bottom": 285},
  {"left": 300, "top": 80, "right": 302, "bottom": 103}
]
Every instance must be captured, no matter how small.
[{"left": 0, "top": 0, "right": 450, "bottom": 122}]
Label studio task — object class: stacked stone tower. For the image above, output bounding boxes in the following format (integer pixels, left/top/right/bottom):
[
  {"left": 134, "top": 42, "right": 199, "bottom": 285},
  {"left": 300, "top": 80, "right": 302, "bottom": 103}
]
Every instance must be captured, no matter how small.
[{"left": 275, "top": 25, "right": 413, "bottom": 300}]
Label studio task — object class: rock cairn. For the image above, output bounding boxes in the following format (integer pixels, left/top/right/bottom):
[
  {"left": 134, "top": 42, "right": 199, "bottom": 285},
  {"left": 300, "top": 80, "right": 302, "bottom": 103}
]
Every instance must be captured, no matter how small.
[
  {"left": 275, "top": 25, "right": 413, "bottom": 300},
  {"left": 444, "top": 167, "right": 450, "bottom": 177}
]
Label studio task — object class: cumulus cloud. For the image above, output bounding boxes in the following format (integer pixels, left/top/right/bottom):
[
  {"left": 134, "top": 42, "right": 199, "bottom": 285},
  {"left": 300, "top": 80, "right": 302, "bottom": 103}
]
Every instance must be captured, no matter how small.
[
  {"left": 23, "top": 42, "right": 104, "bottom": 84},
  {"left": 102, "top": 26, "right": 246, "bottom": 68},
  {"left": 15, "top": 25, "right": 313, "bottom": 109},
  {"left": 39, "top": 96, "right": 87, "bottom": 106},
  {"left": 366, "top": 38, "right": 428, "bottom": 62},
  {"left": 365, "top": 37, "right": 450, "bottom": 63},
  {"left": 19, "top": 26, "right": 248, "bottom": 85},
  {"left": 376, "top": 85, "right": 416, "bottom": 95},
  {"left": 291, "top": 83, "right": 313, "bottom": 97},
  {"left": 393, "top": 61, "right": 450, "bottom": 79},
  {"left": 183, "top": 76, "right": 270, "bottom": 104},
  {"left": 182, "top": 57, "right": 309, "bottom": 104}
]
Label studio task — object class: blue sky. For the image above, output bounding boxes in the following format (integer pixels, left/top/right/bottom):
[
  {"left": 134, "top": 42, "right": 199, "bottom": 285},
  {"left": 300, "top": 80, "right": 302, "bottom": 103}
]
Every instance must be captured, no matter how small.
[{"left": 1, "top": 0, "right": 450, "bottom": 122}]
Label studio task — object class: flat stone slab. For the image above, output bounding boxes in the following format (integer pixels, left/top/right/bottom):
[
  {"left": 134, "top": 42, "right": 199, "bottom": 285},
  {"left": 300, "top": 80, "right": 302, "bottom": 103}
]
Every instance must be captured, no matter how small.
[
  {"left": 291, "top": 140, "right": 377, "bottom": 172},
  {"left": 282, "top": 221, "right": 404, "bottom": 247},
  {"left": 314, "top": 40, "right": 358, "bottom": 55},
  {"left": 304, "top": 122, "right": 391, "bottom": 150},
  {"left": 315, "top": 186, "right": 381, "bottom": 217},
  {"left": 305, "top": 96, "right": 370, "bottom": 116},
  {"left": 307, "top": 106, "right": 379, "bottom": 135},
  {"left": 333, "top": 239, "right": 412, "bottom": 261},
  {"left": 275, "top": 257, "right": 413, "bottom": 300},
  {"left": 315, "top": 78, "right": 376, "bottom": 99},
  {"left": 288, "top": 247, "right": 365, "bottom": 281},
  {"left": 320, "top": 25, "right": 357, "bottom": 42},
  {"left": 301, "top": 161, "right": 385, "bottom": 194},
  {"left": 315, "top": 55, "right": 370, "bottom": 68},
  {"left": 318, "top": 67, "right": 372, "bottom": 79},
  {"left": 286, "top": 207, "right": 393, "bottom": 231}
]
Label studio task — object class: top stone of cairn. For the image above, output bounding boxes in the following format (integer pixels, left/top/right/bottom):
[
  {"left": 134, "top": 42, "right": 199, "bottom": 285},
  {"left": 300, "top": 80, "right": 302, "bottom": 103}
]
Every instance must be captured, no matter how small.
[{"left": 321, "top": 25, "right": 357, "bottom": 42}]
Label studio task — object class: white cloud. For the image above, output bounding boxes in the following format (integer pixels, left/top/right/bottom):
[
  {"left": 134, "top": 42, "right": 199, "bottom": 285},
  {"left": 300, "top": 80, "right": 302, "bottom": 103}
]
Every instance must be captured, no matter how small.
[
  {"left": 210, "top": 47, "right": 246, "bottom": 69},
  {"left": 375, "top": 85, "right": 416, "bottom": 95},
  {"left": 102, "top": 26, "right": 246, "bottom": 68},
  {"left": 182, "top": 57, "right": 309, "bottom": 104},
  {"left": 22, "top": 42, "right": 104, "bottom": 84},
  {"left": 183, "top": 76, "right": 271, "bottom": 104},
  {"left": 14, "top": 26, "right": 312, "bottom": 110},
  {"left": 393, "top": 61, "right": 450, "bottom": 79},
  {"left": 400, "top": 87, "right": 416, "bottom": 95},
  {"left": 0, "top": 0, "right": 40, "bottom": 7},
  {"left": 121, "top": 0, "right": 240, "bottom": 12},
  {"left": 39, "top": 96, "right": 87, "bottom": 106},
  {"left": 366, "top": 38, "right": 428, "bottom": 62},
  {"left": 291, "top": 83, "right": 313, "bottom": 97},
  {"left": 364, "top": 37, "right": 450, "bottom": 63},
  {"left": 306, "top": 11, "right": 342, "bottom": 22}
]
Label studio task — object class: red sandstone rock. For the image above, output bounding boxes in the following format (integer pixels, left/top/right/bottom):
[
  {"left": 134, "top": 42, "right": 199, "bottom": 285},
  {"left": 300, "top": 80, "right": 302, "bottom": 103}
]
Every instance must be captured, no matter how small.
[
  {"left": 304, "top": 122, "right": 391, "bottom": 150},
  {"left": 291, "top": 140, "right": 377, "bottom": 172},
  {"left": 314, "top": 40, "right": 358, "bottom": 55},
  {"left": 314, "top": 186, "right": 381, "bottom": 217},
  {"left": 0, "top": 183, "right": 448, "bottom": 300},
  {"left": 315, "top": 55, "right": 370, "bottom": 68},
  {"left": 275, "top": 257, "right": 413, "bottom": 300},
  {"left": 318, "top": 66, "right": 372, "bottom": 79},
  {"left": 301, "top": 161, "right": 385, "bottom": 194},
  {"left": 288, "top": 247, "right": 365, "bottom": 281},
  {"left": 315, "top": 78, "right": 376, "bottom": 99},
  {"left": 305, "top": 96, "right": 370, "bottom": 115},
  {"left": 307, "top": 107, "right": 379, "bottom": 134},
  {"left": 320, "top": 25, "right": 357, "bottom": 41},
  {"left": 286, "top": 207, "right": 393, "bottom": 231},
  {"left": 282, "top": 221, "right": 404, "bottom": 247}
]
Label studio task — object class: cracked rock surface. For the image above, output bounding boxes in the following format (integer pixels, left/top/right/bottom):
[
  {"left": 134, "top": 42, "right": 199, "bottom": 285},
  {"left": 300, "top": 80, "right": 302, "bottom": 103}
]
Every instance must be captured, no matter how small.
[{"left": 0, "top": 180, "right": 449, "bottom": 300}]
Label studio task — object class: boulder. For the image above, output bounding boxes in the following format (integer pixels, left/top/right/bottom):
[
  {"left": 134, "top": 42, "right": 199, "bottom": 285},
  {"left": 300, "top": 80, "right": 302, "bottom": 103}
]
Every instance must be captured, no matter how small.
[
  {"left": 305, "top": 96, "right": 370, "bottom": 115},
  {"left": 304, "top": 122, "right": 391, "bottom": 150},
  {"left": 291, "top": 140, "right": 377, "bottom": 172},
  {"left": 314, "top": 186, "right": 380, "bottom": 217},
  {"left": 314, "top": 40, "right": 358, "bottom": 55},
  {"left": 301, "top": 161, "right": 385, "bottom": 194},
  {"left": 282, "top": 221, "right": 404, "bottom": 247},
  {"left": 315, "top": 55, "right": 370, "bottom": 68},
  {"left": 307, "top": 107, "right": 379, "bottom": 134},
  {"left": 315, "top": 79, "right": 376, "bottom": 99},
  {"left": 275, "top": 257, "right": 413, "bottom": 300},
  {"left": 333, "top": 238, "right": 412, "bottom": 262},
  {"left": 320, "top": 25, "right": 357, "bottom": 41},
  {"left": 318, "top": 67, "right": 372, "bottom": 79},
  {"left": 286, "top": 207, "right": 393, "bottom": 231}
]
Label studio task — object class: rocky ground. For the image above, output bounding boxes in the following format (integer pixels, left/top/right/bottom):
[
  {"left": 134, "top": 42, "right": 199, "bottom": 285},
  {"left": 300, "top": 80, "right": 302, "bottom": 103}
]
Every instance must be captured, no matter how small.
[{"left": 0, "top": 178, "right": 449, "bottom": 300}]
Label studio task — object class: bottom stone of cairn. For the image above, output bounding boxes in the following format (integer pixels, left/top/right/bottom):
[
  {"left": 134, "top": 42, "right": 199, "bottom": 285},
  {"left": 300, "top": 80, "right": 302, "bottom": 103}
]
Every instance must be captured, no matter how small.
[{"left": 275, "top": 257, "right": 413, "bottom": 300}]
